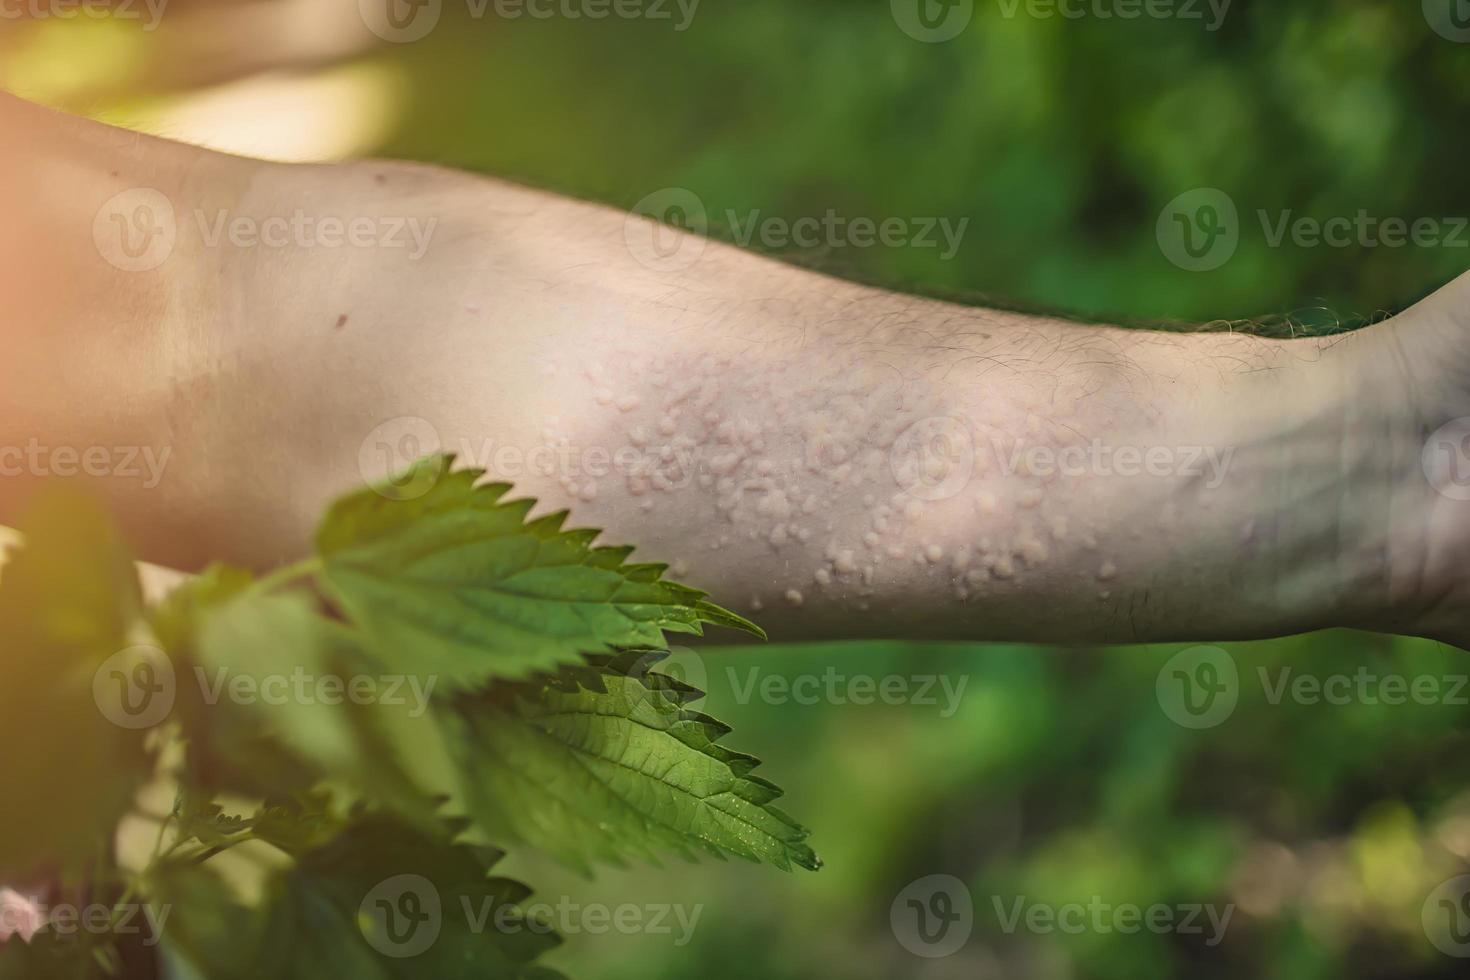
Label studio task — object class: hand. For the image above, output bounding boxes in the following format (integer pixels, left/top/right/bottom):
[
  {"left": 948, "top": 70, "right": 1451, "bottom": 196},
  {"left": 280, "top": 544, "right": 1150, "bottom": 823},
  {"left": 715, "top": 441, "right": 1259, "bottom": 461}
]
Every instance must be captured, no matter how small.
[{"left": 1348, "top": 273, "right": 1470, "bottom": 648}]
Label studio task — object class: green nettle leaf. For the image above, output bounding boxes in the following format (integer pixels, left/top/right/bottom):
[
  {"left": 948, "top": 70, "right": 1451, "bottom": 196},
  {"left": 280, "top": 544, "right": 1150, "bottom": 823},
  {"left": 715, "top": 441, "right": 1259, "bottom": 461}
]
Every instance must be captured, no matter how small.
[
  {"left": 189, "top": 590, "right": 457, "bottom": 823},
  {"left": 314, "top": 454, "right": 763, "bottom": 690},
  {"left": 167, "top": 572, "right": 817, "bottom": 876},
  {"left": 153, "top": 570, "right": 328, "bottom": 802},
  {"left": 3, "top": 456, "right": 815, "bottom": 980},
  {"left": 443, "top": 652, "right": 821, "bottom": 874},
  {"left": 0, "top": 489, "right": 151, "bottom": 878},
  {"left": 160, "top": 816, "right": 566, "bottom": 979},
  {"left": 246, "top": 792, "right": 352, "bottom": 856}
]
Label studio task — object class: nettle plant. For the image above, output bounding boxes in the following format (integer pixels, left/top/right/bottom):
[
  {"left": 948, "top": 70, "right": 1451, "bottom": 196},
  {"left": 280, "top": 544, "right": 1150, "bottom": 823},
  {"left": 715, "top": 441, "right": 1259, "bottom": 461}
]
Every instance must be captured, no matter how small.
[{"left": 0, "top": 453, "right": 818, "bottom": 978}]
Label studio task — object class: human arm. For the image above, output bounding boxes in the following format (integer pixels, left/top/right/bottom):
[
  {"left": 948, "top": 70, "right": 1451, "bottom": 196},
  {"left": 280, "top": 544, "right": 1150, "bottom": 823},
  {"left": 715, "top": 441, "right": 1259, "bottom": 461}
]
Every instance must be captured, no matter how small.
[{"left": 0, "top": 91, "right": 1456, "bottom": 646}]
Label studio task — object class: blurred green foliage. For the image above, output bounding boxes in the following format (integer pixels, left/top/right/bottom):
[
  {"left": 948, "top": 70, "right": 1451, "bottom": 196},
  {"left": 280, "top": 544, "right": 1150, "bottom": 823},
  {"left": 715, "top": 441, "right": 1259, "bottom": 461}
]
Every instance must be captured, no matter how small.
[
  {"left": 10, "top": 1, "right": 1470, "bottom": 976},
  {"left": 377, "top": 0, "right": 1470, "bottom": 330}
]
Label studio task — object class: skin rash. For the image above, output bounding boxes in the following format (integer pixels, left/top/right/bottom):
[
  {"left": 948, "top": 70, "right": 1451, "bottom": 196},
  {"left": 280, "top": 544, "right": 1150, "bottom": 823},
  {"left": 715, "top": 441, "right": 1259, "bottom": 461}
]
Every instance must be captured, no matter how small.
[
  {"left": 488, "top": 323, "right": 1153, "bottom": 611},
  {"left": 419, "top": 267, "right": 1354, "bottom": 643}
]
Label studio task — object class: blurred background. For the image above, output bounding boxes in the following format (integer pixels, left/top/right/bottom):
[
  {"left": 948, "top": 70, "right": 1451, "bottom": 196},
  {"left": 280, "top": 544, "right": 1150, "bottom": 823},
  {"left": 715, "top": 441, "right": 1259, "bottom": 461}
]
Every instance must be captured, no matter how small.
[{"left": 7, "top": 1, "right": 1470, "bottom": 976}]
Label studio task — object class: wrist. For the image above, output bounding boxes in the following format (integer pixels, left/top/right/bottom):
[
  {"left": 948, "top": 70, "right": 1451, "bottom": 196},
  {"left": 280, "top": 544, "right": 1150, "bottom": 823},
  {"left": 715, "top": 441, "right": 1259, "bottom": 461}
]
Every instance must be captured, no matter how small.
[
  {"left": 1194, "top": 326, "right": 1412, "bottom": 640},
  {"left": 1341, "top": 307, "right": 1470, "bottom": 646},
  {"left": 1098, "top": 327, "right": 1392, "bottom": 641}
]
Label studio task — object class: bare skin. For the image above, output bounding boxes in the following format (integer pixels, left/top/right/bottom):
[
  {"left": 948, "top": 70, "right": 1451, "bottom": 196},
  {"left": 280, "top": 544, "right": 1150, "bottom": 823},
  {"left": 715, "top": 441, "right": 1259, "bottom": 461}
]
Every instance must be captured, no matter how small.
[{"left": 1, "top": 92, "right": 1465, "bottom": 646}]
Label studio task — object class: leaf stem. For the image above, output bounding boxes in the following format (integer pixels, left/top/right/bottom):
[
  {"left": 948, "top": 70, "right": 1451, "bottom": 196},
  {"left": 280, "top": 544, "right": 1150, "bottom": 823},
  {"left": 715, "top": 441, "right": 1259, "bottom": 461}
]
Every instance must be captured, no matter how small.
[{"left": 147, "top": 808, "right": 175, "bottom": 866}]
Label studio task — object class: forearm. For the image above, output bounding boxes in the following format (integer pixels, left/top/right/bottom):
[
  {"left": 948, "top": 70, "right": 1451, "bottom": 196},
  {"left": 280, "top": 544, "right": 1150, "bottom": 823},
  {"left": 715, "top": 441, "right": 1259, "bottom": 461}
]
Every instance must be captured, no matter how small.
[
  {"left": 164, "top": 160, "right": 1397, "bottom": 644},
  {"left": 1, "top": 96, "right": 1405, "bottom": 645},
  {"left": 432, "top": 232, "right": 1392, "bottom": 644}
]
